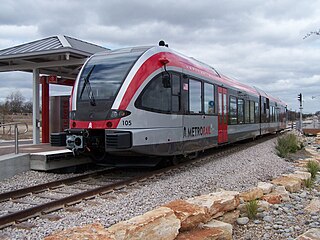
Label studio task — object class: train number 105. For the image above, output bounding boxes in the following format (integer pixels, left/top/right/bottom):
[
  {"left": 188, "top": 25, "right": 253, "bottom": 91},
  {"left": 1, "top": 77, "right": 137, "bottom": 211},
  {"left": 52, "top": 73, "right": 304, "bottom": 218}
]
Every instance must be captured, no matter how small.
[{"left": 122, "top": 120, "right": 132, "bottom": 126}]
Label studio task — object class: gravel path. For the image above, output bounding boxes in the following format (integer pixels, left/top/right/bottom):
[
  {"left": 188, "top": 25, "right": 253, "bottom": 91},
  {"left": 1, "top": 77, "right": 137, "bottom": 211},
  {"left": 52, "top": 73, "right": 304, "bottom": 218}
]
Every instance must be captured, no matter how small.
[{"left": 0, "top": 138, "right": 294, "bottom": 239}]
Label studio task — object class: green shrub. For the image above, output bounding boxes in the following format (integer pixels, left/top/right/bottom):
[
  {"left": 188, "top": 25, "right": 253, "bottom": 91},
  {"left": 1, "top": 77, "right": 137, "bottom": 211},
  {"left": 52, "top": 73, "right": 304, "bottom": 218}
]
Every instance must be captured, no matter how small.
[
  {"left": 246, "top": 199, "right": 258, "bottom": 219},
  {"left": 304, "top": 178, "right": 314, "bottom": 189},
  {"left": 306, "top": 160, "right": 320, "bottom": 179},
  {"left": 275, "top": 133, "right": 300, "bottom": 158}
]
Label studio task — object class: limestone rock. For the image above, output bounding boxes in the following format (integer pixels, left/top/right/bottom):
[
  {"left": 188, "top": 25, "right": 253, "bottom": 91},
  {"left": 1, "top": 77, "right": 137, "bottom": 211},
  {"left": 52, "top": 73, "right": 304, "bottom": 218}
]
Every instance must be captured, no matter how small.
[
  {"left": 218, "top": 210, "right": 240, "bottom": 224},
  {"left": 236, "top": 217, "right": 249, "bottom": 225},
  {"left": 296, "top": 228, "right": 320, "bottom": 240},
  {"left": 257, "top": 200, "right": 270, "bottom": 212},
  {"left": 304, "top": 198, "right": 320, "bottom": 214},
  {"left": 272, "top": 176, "right": 301, "bottom": 193},
  {"left": 257, "top": 182, "right": 274, "bottom": 194},
  {"left": 208, "top": 191, "right": 240, "bottom": 212},
  {"left": 236, "top": 203, "right": 247, "bottom": 214},
  {"left": 202, "top": 219, "right": 232, "bottom": 240},
  {"left": 44, "top": 223, "right": 113, "bottom": 240},
  {"left": 186, "top": 191, "right": 239, "bottom": 219},
  {"left": 175, "top": 228, "right": 225, "bottom": 240},
  {"left": 239, "top": 187, "right": 263, "bottom": 201},
  {"left": 107, "top": 207, "right": 180, "bottom": 240},
  {"left": 261, "top": 193, "right": 282, "bottom": 204},
  {"left": 273, "top": 185, "right": 290, "bottom": 202},
  {"left": 163, "top": 199, "right": 207, "bottom": 231},
  {"left": 284, "top": 171, "right": 312, "bottom": 185}
]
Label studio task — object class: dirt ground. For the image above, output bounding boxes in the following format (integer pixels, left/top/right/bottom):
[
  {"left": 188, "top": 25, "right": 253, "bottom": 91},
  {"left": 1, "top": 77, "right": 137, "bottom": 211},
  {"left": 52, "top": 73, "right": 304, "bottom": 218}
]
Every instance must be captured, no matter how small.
[{"left": 0, "top": 113, "right": 33, "bottom": 140}]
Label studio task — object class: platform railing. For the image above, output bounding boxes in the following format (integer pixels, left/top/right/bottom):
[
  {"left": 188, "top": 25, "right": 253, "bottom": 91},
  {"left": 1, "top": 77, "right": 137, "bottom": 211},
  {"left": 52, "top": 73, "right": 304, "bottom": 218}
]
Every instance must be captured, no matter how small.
[{"left": 0, "top": 122, "right": 28, "bottom": 154}]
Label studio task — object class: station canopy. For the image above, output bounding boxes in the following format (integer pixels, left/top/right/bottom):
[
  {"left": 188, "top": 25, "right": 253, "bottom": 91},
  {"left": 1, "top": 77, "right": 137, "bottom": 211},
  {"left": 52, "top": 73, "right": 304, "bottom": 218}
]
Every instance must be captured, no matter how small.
[
  {"left": 0, "top": 35, "right": 108, "bottom": 79},
  {"left": 0, "top": 35, "right": 109, "bottom": 144}
]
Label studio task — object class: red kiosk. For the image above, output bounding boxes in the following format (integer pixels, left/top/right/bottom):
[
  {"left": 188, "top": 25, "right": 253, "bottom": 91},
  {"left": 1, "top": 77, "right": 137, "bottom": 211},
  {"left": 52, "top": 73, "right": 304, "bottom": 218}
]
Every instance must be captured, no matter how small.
[{"left": 0, "top": 35, "right": 108, "bottom": 144}]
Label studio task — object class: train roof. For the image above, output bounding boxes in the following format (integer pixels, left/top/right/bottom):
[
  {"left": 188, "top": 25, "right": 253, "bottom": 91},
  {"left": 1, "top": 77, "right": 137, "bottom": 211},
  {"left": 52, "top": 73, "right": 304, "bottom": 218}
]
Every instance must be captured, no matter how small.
[{"left": 92, "top": 45, "right": 286, "bottom": 106}]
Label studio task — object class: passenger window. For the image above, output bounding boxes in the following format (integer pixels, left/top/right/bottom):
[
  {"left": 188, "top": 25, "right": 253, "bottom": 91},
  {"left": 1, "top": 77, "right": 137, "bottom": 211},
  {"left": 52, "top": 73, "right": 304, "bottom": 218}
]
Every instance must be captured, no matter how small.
[
  {"left": 245, "top": 100, "right": 250, "bottom": 123},
  {"left": 255, "top": 102, "right": 259, "bottom": 123},
  {"left": 229, "top": 96, "right": 237, "bottom": 124},
  {"left": 250, "top": 101, "right": 255, "bottom": 123},
  {"left": 204, "top": 83, "right": 215, "bottom": 114},
  {"left": 140, "top": 75, "right": 171, "bottom": 112},
  {"left": 237, "top": 99, "right": 244, "bottom": 124},
  {"left": 189, "top": 79, "right": 202, "bottom": 113}
]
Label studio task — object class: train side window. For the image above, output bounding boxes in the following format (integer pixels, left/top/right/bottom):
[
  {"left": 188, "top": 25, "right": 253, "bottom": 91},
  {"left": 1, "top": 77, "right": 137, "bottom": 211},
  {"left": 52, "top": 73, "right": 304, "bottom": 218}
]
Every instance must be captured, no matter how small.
[
  {"left": 255, "top": 102, "right": 259, "bottom": 123},
  {"left": 204, "top": 83, "right": 215, "bottom": 114},
  {"left": 237, "top": 99, "right": 244, "bottom": 124},
  {"left": 250, "top": 101, "right": 255, "bottom": 123},
  {"left": 171, "top": 73, "right": 181, "bottom": 112},
  {"left": 189, "top": 79, "right": 202, "bottom": 114},
  {"left": 245, "top": 100, "right": 250, "bottom": 123},
  {"left": 138, "top": 74, "right": 171, "bottom": 113},
  {"left": 229, "top": 96, "right": 237, "bottom": 124}
]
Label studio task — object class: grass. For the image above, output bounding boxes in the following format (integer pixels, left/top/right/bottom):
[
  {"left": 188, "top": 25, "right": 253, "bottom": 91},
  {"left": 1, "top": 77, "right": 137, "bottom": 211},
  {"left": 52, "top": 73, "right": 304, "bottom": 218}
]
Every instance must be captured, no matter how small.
[
  {"left": 304, "top": 178, "right": 315, "bottom": 189},
  {"left": 306, "top": 160, "right": 320, "bottom": 180},
  {"left": 246, "top": 200, "right": 258, "bottom": 219},
  {"left": 275, "top": 133, "right": 302, "bottom": 158}
]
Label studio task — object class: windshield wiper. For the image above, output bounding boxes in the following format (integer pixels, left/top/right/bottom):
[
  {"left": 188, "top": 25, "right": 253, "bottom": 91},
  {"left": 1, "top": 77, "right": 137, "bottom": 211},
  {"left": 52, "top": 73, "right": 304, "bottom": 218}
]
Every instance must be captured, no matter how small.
[{"left": 79, "top": 65, "right": 96, "bottom": 106}]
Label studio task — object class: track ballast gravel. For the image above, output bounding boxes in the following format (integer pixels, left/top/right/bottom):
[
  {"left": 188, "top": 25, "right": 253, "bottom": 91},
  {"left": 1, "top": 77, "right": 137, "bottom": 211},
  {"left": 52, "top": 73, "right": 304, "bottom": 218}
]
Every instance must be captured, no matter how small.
[{"left": 0, "top": 138, "right": 294, "bottom": 239}]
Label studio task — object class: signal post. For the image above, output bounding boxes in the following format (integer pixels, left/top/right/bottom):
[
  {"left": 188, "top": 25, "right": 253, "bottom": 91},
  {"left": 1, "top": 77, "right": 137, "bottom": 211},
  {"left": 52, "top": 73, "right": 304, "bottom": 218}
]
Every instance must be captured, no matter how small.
[{"left": 298, "top": 93, "right": 303, "bottom": 132}]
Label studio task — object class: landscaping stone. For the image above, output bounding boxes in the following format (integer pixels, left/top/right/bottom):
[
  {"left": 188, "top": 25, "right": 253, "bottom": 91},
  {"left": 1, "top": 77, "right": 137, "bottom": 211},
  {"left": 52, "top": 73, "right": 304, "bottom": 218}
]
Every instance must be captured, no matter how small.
[
  {"left": 239, "top": 187, "right": 264, "bottom": 201},
  {"left": 163, "top": 199, "right": 207, "bottom": 231},
  {"left": 304, "top": 198, "right": 320, "bottom": 214},
  {"left": 203, "top": 219, "right": 233, "bottom": 239},
  {"left": 257, "top": 182, "right": 274, "bottom": 194},
  {"left": 261, "top": 193, "right": 282, "bottom": 204},
  {"left": 272, "top": 176, "right": 302, "bottom": 193},
  {"left": 107, "top": 207, "right": 180, "bottom": 240},
  {"left": 218, "top": 210, "right": 240, "bottom": 224},
  {"left": 44, "top": 223, "right": 112, "bottom": 240},
  {"left": 296, "top": 228, "right": 320, "bottom": 240},
  {"left": 236, "top": 217, "right": 249, "bottom": 225},
  {"left": 175, "top": 228, "right": 226, "bottom": 240}
]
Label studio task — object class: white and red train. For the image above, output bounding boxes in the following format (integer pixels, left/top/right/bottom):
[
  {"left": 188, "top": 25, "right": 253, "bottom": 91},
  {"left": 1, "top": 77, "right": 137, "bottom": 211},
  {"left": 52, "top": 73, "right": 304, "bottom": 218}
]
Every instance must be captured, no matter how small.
[{"left": 66, "top": 41, "right": 287, "bottom": 163}]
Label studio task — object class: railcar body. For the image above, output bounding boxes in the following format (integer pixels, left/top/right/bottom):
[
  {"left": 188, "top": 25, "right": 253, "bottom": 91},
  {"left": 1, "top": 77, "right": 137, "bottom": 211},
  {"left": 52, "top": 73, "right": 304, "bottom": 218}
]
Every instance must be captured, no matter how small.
[{"left": 66, "top": 43, "right": 287, "bottom": 162}]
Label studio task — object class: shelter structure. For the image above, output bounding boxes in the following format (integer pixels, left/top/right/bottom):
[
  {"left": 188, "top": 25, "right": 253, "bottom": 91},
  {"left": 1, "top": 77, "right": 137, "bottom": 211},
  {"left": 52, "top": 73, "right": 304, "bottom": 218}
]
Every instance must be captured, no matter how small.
[{"left": 0, "top": 35, "right": 108, "bottom": 144}]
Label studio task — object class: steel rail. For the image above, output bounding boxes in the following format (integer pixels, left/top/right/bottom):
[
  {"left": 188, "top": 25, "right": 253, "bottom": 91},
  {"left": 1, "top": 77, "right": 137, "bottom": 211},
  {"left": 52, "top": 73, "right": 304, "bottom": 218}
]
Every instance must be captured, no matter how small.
[
  {"left": 0, "top": 166, "right": 172, "bottom": 229},
  {"left": 0, "top": 168, "right": 115, "bottom": 202}
]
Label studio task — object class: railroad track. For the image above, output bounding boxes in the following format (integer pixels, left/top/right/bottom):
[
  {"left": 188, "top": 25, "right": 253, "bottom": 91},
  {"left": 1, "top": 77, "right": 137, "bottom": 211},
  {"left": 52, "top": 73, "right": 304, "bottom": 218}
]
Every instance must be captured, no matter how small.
[{"left": 0, "top": 133, "right": 279, "bottom": 229}]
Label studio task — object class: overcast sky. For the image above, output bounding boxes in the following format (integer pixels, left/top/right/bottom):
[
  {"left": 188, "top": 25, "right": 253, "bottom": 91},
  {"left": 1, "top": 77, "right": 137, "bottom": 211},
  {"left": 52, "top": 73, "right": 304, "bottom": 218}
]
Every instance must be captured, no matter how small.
[{"left": 0, "top": 0, "right": 320, "bottom": 113}]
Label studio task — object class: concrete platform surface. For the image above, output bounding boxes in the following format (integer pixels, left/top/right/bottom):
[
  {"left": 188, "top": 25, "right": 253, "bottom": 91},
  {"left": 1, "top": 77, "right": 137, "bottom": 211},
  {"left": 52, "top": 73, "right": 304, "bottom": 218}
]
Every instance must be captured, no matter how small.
[{"left": 0, "top": 141, "right": 92, "bottom": 178}]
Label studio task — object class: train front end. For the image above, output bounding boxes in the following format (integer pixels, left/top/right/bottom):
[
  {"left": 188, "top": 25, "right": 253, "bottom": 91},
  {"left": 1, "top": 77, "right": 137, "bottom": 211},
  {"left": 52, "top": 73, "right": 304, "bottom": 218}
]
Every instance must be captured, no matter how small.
[{"left": 65, "top": 48, "right": 148, "bottom": 159}]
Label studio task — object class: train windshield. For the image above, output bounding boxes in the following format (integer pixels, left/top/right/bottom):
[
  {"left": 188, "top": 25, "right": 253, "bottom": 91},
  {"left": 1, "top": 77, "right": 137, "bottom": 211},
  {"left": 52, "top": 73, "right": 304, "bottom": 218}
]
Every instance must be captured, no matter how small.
[{"left": 77, "top": 51, "right": 143, "bottom": 102}]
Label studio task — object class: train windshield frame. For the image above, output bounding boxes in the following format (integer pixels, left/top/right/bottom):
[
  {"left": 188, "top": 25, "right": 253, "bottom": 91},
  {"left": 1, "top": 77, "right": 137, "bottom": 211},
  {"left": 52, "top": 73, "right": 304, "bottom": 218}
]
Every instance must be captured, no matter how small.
[{"left": 77, "top": 51, "right": 143, "bottom": 103}]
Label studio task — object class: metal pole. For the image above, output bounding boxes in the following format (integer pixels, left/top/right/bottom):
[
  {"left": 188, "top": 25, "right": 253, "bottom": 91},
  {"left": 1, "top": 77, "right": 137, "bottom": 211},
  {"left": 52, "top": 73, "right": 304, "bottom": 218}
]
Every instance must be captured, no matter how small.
[
  {"left": 299, "top": 103, "right": 303, "bottom": 133},
  {"left": 33, "top": 68, "right": 40, "bottom": 144},
  {"left": 14, "top": 124, "right": 19, "bottom": 154}
]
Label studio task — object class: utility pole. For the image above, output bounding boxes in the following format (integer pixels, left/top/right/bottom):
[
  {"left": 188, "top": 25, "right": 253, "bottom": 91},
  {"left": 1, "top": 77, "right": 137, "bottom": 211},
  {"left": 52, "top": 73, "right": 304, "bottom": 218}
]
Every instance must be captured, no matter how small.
[{"left": 298, "top": 93, "right": 303, "bottom": 132}]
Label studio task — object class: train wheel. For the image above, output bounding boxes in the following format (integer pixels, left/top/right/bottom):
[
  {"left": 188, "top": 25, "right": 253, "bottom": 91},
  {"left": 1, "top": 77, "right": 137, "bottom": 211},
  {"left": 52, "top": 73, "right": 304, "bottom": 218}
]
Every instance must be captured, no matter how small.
[
  {"left": 171, "top": 156, "right": 180, "bottom": 166},
  {"left": 90, "top": 150, "right": 107, "bottom": 162},
  {"left": 188, "top": 151, "right": 198, "bottom": 160}
]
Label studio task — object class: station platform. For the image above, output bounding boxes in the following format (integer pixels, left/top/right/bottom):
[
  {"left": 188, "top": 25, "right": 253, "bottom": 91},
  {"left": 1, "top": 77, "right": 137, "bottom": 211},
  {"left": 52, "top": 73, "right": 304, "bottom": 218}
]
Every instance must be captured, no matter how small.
[{"left": 0, "top": 140, "right": 92, "bottom": 180}]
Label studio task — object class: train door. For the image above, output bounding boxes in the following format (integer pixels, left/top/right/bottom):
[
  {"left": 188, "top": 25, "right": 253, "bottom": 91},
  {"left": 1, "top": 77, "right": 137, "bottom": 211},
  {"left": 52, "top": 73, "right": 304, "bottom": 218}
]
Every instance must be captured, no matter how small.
[{"left": 218, "top": 87, "right": 228, "bottom": 143}]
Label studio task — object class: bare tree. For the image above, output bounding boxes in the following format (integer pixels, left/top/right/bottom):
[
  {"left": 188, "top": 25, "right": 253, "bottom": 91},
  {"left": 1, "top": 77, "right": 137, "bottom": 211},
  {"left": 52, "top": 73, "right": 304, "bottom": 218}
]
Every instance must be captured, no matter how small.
[{"left": 5, "top": 91, "right": 25, "bottom": 113}]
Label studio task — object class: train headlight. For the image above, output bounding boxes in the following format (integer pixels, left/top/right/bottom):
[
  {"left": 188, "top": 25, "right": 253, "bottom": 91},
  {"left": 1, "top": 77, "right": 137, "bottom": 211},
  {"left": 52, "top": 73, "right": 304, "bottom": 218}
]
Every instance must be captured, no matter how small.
[{"left": 108, "top": 110, "right": 131, "bottom": 119}]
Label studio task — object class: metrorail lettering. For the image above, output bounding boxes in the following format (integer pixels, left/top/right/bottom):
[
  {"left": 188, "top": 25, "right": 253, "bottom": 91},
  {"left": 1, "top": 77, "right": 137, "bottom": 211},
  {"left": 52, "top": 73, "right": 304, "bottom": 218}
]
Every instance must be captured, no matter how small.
[{"left": 183, "top": 126, "right": 212, "bottom": 138}]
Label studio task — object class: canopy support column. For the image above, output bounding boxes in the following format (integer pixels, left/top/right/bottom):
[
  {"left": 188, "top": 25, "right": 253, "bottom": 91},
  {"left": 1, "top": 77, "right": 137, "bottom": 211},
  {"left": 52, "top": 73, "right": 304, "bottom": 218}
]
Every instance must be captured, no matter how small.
[
  {"left": 33, "top": 69, "right": 40, "bottom": 144},
  {"left": 41, "top": 77, "right": 49, "bottom": 143}
]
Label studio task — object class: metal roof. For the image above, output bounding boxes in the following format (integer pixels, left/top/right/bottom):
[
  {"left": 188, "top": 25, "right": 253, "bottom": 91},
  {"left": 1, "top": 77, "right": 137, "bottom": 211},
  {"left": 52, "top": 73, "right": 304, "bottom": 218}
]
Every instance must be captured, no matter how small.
[{"left": 0, "top": 35, "right": 109, "bottom": 79}]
